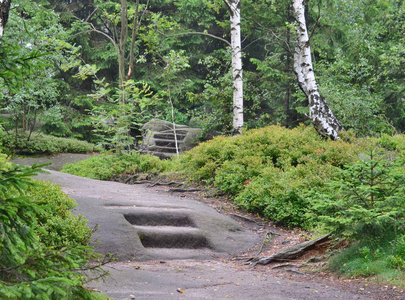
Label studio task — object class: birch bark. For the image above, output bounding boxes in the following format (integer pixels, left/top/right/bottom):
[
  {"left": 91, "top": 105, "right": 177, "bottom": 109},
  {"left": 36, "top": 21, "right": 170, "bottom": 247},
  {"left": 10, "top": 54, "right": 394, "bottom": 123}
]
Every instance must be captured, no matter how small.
[
  {"left": 292, "top": 0, "right": 343, "bottom": 140},
  {"left": 224, "top": 0, "right": 243, "bottom": 135}
]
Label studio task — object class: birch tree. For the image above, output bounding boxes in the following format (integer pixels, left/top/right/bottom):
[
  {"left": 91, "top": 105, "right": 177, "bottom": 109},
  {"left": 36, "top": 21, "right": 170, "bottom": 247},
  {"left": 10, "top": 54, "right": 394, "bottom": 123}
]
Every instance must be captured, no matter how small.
[
  {"left": 224, "top": 0, "right": 243, "bottom": 135},
  {"left": 167, "top": 0, "right": 244, "bottom": 135},
  {"left": 291, "top": 0, "right": 343, "bottom": 140},
  {"left": 0, "top": 0, "right": 11, "bottom": 39}
]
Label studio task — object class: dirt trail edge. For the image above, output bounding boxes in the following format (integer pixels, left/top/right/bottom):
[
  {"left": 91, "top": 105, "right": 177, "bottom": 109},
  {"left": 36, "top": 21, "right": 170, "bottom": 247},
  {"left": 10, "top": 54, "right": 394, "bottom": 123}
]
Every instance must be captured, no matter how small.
[{"left": 30, "top": 168, "right": 378, "bottom": 300}]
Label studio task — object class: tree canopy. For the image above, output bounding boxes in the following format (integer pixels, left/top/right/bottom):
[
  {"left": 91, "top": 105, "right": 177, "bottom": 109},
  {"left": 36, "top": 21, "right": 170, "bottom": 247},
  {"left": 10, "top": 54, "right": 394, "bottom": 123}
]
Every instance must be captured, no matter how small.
[{"left": 1, "top": 0, "right": 405, "bottom": 144}]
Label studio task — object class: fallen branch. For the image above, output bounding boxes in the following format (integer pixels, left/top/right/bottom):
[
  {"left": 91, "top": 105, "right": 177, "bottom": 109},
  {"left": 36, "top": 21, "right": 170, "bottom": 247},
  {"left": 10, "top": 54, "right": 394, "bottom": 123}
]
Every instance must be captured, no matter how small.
[
  {"left": 272, "top": 263, "right": 305, "bottom": 269},
  {"left": 286, "top": 269, "right": 306, "bottom": 275},
  {"left": 169, "top": 188, "right": 201, "bottom": 192},
  {"left": 230, "top": 213, "right": 262, "bottom": 224},
  {"left": 150, "top": 181, "right": 184, "bottom": 187},
  {"left": 130, "top": 180, "right": 184, "bottom": 187},
  {"left": 247, "top": 233, "right": 331, "bottom": 266},
  {"left": 271, "top": 255, "right": 327, "bottom": 270}
]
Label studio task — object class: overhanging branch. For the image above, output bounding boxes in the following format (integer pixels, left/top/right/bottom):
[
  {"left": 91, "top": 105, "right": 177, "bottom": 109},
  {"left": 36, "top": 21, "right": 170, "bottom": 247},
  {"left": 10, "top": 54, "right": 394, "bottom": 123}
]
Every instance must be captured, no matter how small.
[{"left": 164, "top": 31, "right": 231, "bottom": 47}]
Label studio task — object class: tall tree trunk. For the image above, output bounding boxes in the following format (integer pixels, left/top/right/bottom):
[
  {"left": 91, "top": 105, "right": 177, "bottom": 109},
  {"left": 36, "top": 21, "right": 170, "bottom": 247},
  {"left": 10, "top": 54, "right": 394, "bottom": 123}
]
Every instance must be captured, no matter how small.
[
  {"left": 127, "top": 0, "right": 140, "bottom": 81},
  {"left": 291, "top": 0, "right": 343, "bottom": 140},
  {"left": 0, "top": 0, "right": 11, "bottom": 39},
  {"left": 224, "top": 0, "right": 243, "bottom": 135},
  {"left": 118, "top": 0, "right": 128, "bottom": 91},
  {"left": 285, "top": 20, "right": 292, "bottom": 127}
]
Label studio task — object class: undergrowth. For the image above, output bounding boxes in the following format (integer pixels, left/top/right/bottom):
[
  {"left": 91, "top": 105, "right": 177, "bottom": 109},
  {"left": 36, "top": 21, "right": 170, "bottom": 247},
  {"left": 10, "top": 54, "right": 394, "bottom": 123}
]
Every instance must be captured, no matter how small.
[
  {"left": 0, "top": 155, "right": 108, "bottom": 299},
  {"left": 330, "top": 238, "right": 405, "bottom": 285},
  {"left": 61, "top": 151, "right": 174, "bottom": 180},
  {"left": 0, "top": 131, "right": 101, "bottom": 155},
  {"left": 178, "top": 125, "right": 361, "bottom": 227},
  {"left": 61, "top": 124, "right": 405, "bottom": 283}
]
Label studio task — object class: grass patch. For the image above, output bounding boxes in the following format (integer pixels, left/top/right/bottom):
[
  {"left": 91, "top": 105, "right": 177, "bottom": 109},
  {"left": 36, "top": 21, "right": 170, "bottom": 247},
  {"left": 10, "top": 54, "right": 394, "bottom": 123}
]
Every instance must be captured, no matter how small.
[{"left": 330, "top": 239, "right": 405, "bottom": 287}]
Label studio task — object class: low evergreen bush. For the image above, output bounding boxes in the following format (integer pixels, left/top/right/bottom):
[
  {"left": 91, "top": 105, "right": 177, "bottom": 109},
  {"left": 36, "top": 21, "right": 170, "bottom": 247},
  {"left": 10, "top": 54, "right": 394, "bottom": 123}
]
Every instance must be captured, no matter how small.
[
  {"left": 0, "top": 131, "right": 100, "bottom": 154},
  {"left": 179, "top": 125, "right": 361, "bottom": 227},
  {"left": 61, "top": 151, "right": 173, "bottom": 180},
  {"left": 0, "top": 155, "right": 107, "bottom": 299},
  {"left": 27, "top": 180, "right": 93, "bottom": 248}
]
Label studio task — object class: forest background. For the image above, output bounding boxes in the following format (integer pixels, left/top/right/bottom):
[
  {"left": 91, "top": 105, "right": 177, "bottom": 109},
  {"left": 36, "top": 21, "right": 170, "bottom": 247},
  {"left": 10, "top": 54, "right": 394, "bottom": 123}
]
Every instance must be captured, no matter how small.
[{"left": 2, "top": 0, "right": 405, "bottom": 146}]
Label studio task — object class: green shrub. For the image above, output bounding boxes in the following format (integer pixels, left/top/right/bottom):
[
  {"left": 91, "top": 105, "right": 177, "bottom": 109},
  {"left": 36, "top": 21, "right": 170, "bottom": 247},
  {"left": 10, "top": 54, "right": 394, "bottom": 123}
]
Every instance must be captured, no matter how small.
[
  {"left": 0, "top": 131, "right": 100, "bottom": 154},
  {"left": 309, "top": 149, "right": 405, "bottom": 244},
  {"left": 178, "top": 125, "right": 361, "bottom": 227},
  {"left": 61, "top": 152, "right": 172, "bottom": 180},
  {"left": 235, "top": 163, "right": 334, "bottom": 227},
  {"left": 0, "top": 157, "right": 107, "bottom": 299},
  {"left": 27, "top": 181, "right": 92, "bottom": 248}
]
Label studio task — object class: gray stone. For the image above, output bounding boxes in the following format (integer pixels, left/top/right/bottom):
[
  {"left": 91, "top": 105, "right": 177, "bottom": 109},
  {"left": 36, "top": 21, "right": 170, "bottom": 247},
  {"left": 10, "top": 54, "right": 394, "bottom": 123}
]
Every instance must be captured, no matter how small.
[
  {"left": 141, "top": 119, "right": 202, "bottom": 158},
  {"left": 35, "top": 170, "right": 258, "bottom": 262}
]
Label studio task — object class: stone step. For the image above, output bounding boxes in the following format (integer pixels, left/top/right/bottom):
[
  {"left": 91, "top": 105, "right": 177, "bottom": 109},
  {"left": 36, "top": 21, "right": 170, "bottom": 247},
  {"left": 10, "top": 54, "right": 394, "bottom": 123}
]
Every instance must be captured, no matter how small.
[
  {"left": 158, "top": 129, "right": 189, "bottom": 134},
  {"left": 135, "top": 226, "right": 211, "bottom": 249},
  {"left": 153, "top": 138, "right": 185, "bottom": 144},
  {"left": 149, "top": 145, "right": 179, "bottom": 151},
  {"left": 139, "top": 247, "right": 214, "bottom": 260},
  {"left": 154, "top": 133, "right": 188, "bottom": 139},
  {"left": 124, "top": 212, "right": 196, "bottom": 227}
]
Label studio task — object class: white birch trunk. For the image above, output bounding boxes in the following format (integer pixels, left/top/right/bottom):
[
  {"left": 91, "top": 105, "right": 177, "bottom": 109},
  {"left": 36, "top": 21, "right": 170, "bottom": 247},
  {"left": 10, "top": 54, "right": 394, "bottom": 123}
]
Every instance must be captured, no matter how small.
[
  {"left": 225, "top": 0, "right": 243, "bottom": 135},
  {"left": 292, "top": 0, "right": 343, "bottom": 140}
]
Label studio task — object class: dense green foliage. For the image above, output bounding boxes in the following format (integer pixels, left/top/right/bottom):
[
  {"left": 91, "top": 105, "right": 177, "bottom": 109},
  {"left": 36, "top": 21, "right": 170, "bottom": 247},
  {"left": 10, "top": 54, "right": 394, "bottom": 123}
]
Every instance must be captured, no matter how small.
[
  {"left": 0, "top": 132, "right": 101, "bottom": 155},
  {"left": 61, "top": 152, "right": 172, "bottom": 180},
  {"left": 3, "top": 0, "right": 405, "bottom": 147},
  {"left": 312, "top": 150, "right": 405, "bottom": 280},
  {"left": 0, "top": 155, "right": 107, "bottom": 299},
  {"left": 310, "top": 150, "right": 405, "bottom": 242},
  {"left": 178, "top": 125, "right": 361, "bottom": 226},
  {"left": 27, "top": 180, "right": 93, "bottom": 248}
]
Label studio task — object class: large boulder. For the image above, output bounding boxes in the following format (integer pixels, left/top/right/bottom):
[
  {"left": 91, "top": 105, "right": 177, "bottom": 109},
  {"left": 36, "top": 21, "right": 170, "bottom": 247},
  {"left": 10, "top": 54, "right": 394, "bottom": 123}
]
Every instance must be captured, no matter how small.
[{"left": 141, "top": 119, "right": 202, "bottom": 158}]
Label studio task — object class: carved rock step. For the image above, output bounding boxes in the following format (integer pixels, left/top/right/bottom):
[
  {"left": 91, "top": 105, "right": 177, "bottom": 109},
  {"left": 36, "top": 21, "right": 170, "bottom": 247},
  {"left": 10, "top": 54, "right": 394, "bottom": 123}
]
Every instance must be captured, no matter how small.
[
  {"left": 154, "top": 138, "right": 185, "bottom": 144},
  {"left": 153, "top": 132, "right": 188, "bottom": 139},
  {"left": 135, "top": 226, "right": 211, "bottom": 249},
  {"left": 146, "top": 151, "right": 176, "bottom": 158},
  {"left": 124, "top": 211, "right": 196, "bottom": 227},
  {"left": 148, "top": 145, "right": 179, "bottom": 151},
  {"left": 141, "top": 119, "right": 203, "bottom": 158}
]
